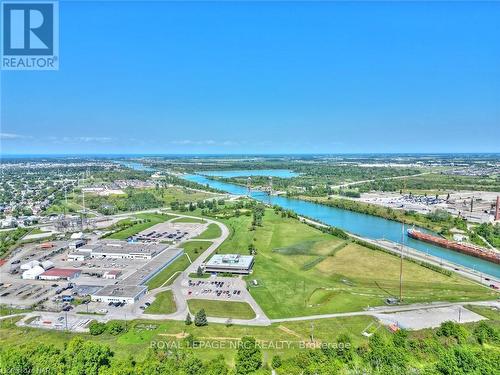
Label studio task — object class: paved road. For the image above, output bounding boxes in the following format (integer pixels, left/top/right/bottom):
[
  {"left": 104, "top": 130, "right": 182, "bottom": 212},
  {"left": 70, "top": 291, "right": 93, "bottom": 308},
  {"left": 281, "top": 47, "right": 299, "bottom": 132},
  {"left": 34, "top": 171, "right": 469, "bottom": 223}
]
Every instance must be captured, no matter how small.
[
  {"left": 271, "top": 300, "right": 499, "bottom": 324},
  {"left": 134, "top": 214, "right": 271, "bottom": 326},
  {"left": 9, "top": 299, "right": 498, "bottom": 331}
]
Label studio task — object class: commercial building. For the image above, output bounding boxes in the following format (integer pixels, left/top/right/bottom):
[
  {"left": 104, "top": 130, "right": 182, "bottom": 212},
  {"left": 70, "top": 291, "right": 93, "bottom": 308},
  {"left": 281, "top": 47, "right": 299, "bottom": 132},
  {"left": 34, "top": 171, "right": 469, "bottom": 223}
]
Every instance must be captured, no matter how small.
[
  {"left": 67, "top": 251, "right": 90, "bottom": 261},
  {"left": 77, "top": 241, "right": 167, "bottom": 260},
  {"left": 90, "top": 285, "right": 147, "bottom": 304},
  {"left": 69, "top": 239, "right": 87, "bottom": 250},
  {"left": 39, "top": 268, "right": 81, "bottom": 281},
  {"left": 203, "top": 254, "right": 254, "bottom": 275}
]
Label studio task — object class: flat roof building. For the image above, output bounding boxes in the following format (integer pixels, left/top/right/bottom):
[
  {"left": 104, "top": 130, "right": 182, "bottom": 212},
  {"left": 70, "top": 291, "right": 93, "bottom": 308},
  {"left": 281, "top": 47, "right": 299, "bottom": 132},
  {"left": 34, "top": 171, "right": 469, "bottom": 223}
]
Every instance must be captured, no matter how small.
[
  {"left": 203, "top": 254, "right": 254, "bottom": 275},
  {"left": 67, "top": 251, "right": 90, "bottom": 262},
  {"left": 87, "top": 241, "right": 167, "bottom": 260},
  {"left": 69, "top": 239, "right": 87, "bottom": 250},
  {"left": 90, "top": 285, "right": 147, "bottom": 304}
]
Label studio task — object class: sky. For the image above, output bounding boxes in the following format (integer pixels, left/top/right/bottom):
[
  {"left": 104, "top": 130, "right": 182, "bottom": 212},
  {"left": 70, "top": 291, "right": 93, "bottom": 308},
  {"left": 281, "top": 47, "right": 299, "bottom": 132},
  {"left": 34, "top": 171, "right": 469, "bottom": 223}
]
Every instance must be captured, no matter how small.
[{"left": 1, "top": 1, "right": 499, "bottom": 155}]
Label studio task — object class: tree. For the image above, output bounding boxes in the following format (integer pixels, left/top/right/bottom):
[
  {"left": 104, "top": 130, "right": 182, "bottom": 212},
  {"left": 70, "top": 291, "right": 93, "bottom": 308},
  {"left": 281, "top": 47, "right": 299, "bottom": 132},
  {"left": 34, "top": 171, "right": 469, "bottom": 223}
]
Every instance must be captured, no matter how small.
[
  {"left": 194, "top": 309, "right": 208, "bottom": 327},
  {"left": 271, "top": 355, "right": 282, "bottom": 369},
  {"left": 437, "top": 321, "right": 468, "bottom": 343},
  {"left": 185, "top": 313, "right": 192, "bottom": 326},
  {"left": 65, "top": 337, "right": 113, "bottom": 375},
  {"left": 473, "top": 321, "right": 498, "bottom": 345},
  {"left": 89, "top": 321, "right": 106, "bottom": 335},
  {"left": 205, "top": 355, "right": 229, "bottom": 375},
  {"left": 196, "top": 266, "right": 203, "bottom": 277},
  {"left": 235, "top": 336, "right": 262, "bottom": 374},
  {"left": 182, "top": 356, "right": 204, "bottom": 375},
  {"left": 336, "top": 333, "right": 353, "bottom": 361},
  {"left": 106, "top": 321, "right": 126, "bottom": 335}
]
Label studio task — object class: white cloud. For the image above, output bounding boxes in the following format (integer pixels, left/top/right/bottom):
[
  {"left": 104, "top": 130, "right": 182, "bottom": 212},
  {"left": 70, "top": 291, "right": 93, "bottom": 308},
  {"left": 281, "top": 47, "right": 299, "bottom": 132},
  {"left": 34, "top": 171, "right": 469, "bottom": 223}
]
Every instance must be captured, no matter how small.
[
  {"left": 47, "top": 136, "right": 113, "bottom": 144},
  {"left": 171, "top": 139, "right": 238, "bottom": 146},
  {"left": 0, "top": 132, "right": 29, "bottom": 140}
]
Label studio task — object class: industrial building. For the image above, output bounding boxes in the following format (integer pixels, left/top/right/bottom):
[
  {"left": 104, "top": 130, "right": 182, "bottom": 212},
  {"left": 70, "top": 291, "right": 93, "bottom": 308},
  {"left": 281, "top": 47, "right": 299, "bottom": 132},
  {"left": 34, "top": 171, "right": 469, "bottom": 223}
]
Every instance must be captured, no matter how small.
[
  {"left": 67, "top": 251, "right": 90, "bottom": 261},
  {"left": 22, "top": 265, "right": 45, "bottom": 280},
  {"left": 90, "top": 285, "right": 147, "bottom": 304},
  {"left": 21, "top": 260, "right": 54, "bottom": 279},
  {"left": 38, "top": 268, "right": 81, "bottom": 281},
  {"left": 69, "top": 241, "right": 167, "bottom": 260},
  {"left": 203, "top": 254, "right": 255, "bottom": 275},
  {"left": 69, "top": 239, "right": 87, "bottom": 250}
]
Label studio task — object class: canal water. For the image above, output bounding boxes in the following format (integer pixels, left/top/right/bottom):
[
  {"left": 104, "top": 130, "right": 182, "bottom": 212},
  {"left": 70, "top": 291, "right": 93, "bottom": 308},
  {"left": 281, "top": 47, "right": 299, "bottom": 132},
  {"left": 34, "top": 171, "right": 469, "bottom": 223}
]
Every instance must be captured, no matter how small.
[
  {"left": 183, "top": 173, "right": 500, "bottom": 278},
  {"left": 118, "top": 161, "right": 499, "bottom": 277}
]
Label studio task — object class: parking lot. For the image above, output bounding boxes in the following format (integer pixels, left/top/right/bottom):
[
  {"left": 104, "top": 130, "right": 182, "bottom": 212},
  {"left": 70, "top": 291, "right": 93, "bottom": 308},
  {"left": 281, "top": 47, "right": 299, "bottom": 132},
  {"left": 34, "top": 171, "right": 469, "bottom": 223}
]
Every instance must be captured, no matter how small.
[
  {"left": 184, "top": 277, "right": 246, "bottom": 302},
  {"left": 0, "top": 281, "right": 58, "bottom": 307},
  {"left": 23, "top": 313, "right": 96, "bottom": 332},
  {"left": 134, "top": 221, "right": 207, "bottom": 243}
]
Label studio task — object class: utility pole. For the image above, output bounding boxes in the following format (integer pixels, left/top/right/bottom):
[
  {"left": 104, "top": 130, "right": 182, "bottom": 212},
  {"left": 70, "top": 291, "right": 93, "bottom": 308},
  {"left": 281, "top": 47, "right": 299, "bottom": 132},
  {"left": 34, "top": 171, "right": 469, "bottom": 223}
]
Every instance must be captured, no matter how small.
[
  {"left": 268, "top": 176, "right": 273, "bottom": 205},
  {"left": 399, "top": 222, "right": 404, "bottom": 303},
  {"left": 310, "top": 322, "right": 314, "bottom": 343},
  {"left": 64, "top": 185, "right": 67, "bottom": 216},
  {"left": 247, "top": 177, "right": 251, "bottom": 197},
  {"left": 81, "top": 188, "right": 86, "bottom": 230}
]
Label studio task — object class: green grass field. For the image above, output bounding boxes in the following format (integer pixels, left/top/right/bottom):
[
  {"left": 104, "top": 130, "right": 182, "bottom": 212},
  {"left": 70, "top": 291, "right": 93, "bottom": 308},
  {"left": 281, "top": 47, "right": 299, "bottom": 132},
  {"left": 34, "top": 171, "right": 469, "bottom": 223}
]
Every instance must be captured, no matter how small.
[
  {"left": 146, "top": 241, "right": 212, "bottom": 289},
  {"left": 187, "top": 299, "right": 256, "bottom": 319},
  {"left": 107, "top": 213, "right": 174, "bottom": 240},
  {"left": 0, "top": 314, "right": 377, "bottom": 364},
  {"left": 172, "top": 216, "right": 206, "bottom": 223},
  {"left": 195, "top": 223, "right": 222, "bottom": 239},
  {"left": 144, "top": 291, "right": 176, "bottom": 314},
  {"left": 216, "top": 209, "right": 497, "bottom": 319}
]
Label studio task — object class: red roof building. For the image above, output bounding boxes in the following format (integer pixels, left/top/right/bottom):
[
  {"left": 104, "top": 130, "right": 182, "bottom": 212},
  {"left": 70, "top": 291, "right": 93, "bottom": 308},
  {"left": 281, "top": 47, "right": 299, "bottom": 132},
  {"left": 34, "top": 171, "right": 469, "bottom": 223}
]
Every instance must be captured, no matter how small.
[{"left": 39, "top": 268, "right": 81, "bottom": 280}]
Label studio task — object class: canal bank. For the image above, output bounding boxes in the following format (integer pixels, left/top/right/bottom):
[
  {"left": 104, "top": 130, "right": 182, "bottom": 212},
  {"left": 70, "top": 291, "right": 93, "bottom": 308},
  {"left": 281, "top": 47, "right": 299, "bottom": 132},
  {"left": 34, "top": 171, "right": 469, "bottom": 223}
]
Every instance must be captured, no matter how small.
[
  {"left": 117, "top": 161, "right": 499, "bottom": 279},
  {"left": 183, "top": 174, "right": 500, "bottom": 279}
]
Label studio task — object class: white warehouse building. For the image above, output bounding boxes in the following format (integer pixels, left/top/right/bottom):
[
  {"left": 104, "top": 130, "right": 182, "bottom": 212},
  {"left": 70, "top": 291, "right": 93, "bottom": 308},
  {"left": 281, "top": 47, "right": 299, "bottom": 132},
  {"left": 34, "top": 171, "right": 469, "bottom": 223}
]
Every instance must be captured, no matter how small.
[
  {"left": 22, "top": 265, "right": 45, "bottom": 280},
  {"left": 90, "top": 285, "right": 147, "bottom": 304}
]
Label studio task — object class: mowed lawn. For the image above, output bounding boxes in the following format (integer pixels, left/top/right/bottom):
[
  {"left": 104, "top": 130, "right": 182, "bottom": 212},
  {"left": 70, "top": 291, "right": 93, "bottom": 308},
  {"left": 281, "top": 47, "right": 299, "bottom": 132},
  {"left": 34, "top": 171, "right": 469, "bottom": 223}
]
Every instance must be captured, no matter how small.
[
  {"left": 172, "top": 217, "right": 206, "bottom": 224},
  {"left": 107, "top": 213, "right": 175, "bottom": 240},
  {"left": 187, "top": 299, "right": 256, "bottom": 319},
  {"left": 144, "top": 291, "right": 176, "bottom": 314},
  {"left": 146, "top": 241, "right": 212, "bottom": 289},
  {"left": 217, "top": 210, "right": 497, "bottom": 319},
  {"left": 195, "top": 223, "right": 222, "bottom": 239}
]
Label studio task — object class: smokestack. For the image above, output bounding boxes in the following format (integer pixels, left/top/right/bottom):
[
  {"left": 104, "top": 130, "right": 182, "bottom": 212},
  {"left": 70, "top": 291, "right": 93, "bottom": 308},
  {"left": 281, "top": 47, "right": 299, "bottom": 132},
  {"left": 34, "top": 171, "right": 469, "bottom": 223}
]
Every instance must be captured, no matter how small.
[{"left": 496, "top": 196, "right": 500, "bottom": 221}]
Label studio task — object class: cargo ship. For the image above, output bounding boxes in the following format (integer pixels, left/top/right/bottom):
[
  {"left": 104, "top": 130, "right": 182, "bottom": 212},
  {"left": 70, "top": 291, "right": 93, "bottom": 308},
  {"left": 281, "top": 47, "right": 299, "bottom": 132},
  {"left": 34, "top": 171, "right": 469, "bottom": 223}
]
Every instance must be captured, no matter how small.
[{"left": 407, "top": 229, "right": 500, "bottom": 265}]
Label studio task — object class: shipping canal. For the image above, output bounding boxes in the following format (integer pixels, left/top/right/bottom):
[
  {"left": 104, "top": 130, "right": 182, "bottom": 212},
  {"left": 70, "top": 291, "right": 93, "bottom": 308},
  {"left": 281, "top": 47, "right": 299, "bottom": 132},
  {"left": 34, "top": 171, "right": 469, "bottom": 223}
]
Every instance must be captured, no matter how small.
[
  {"left": 120, "top": 161, "right": 499, "bottom": 278},
  {"left": 184, "top": 173, "right": 500, "bottom": 278}
]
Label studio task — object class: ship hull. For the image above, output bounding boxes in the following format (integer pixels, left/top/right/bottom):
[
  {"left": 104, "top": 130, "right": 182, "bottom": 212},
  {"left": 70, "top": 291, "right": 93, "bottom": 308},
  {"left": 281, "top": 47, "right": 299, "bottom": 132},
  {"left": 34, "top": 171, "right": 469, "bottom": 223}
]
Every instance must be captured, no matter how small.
[{"left": 407, "top": 230, "right": 500, "bottom": 265}]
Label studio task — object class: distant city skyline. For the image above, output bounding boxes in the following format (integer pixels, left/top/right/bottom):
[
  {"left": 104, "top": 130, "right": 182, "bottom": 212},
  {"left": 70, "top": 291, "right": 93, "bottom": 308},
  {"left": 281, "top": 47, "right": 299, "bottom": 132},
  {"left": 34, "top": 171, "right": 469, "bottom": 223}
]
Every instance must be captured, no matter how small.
[{"left": 1, "top": 1, "right": 499, "bottom": 154}]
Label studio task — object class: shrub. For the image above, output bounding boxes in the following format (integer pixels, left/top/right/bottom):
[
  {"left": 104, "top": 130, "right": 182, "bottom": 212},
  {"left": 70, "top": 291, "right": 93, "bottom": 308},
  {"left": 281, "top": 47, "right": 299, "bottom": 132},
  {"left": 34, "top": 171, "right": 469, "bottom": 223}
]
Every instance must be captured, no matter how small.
[{"left": 88, "top": 321, "right": 106, "bottom": 336}]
